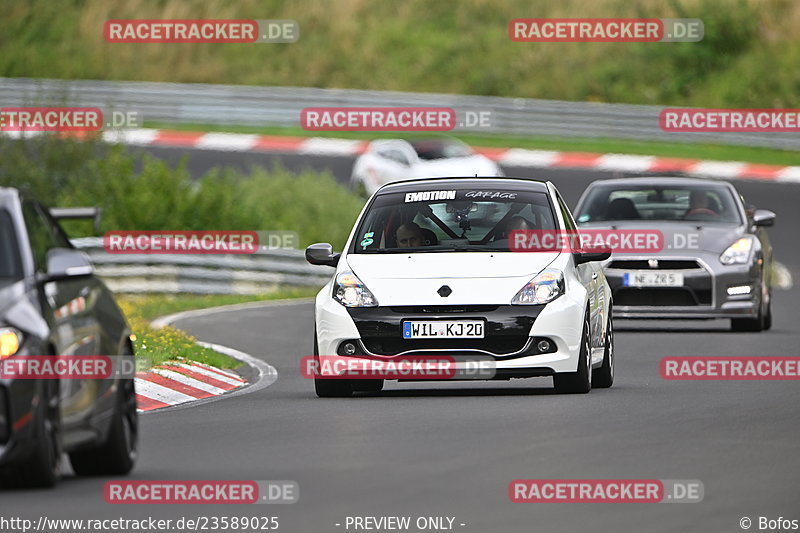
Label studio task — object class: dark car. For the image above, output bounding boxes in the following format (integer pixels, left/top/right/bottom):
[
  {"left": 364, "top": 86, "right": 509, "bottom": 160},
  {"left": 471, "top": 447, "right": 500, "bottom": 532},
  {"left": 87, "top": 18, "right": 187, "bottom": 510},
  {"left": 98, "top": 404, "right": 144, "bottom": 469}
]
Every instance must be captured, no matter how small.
[
  {"left": 0, "top": 187, "right": 137, "bottom": 487},
  {"left": 573, "top": 177, "right": 775, "bottom": 332}
]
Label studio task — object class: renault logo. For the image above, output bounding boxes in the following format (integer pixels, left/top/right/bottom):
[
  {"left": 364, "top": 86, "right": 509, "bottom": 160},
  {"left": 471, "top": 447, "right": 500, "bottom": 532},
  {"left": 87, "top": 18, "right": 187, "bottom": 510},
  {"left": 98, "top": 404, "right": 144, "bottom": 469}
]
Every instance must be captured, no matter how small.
[
  {"left": 437, "top": 285, "right": 452, "bottom": 297},
  {"left": 648, "top": 259, "right": 659, "bottom": 269}
]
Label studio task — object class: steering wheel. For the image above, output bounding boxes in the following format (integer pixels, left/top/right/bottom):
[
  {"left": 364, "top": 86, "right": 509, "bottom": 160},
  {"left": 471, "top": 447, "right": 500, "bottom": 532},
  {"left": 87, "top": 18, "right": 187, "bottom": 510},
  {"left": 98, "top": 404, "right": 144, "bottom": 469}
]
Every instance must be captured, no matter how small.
[{"left": 685, "top": 208, "right": 719, "bottom": 218}]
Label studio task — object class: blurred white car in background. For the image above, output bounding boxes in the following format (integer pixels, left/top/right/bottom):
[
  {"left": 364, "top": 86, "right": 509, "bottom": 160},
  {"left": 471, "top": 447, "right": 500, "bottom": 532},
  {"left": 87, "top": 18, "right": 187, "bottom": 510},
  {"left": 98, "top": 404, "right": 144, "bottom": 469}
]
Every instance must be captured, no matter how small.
[{"left": 350, "top": 138, "right": 504, "bottom": 196}]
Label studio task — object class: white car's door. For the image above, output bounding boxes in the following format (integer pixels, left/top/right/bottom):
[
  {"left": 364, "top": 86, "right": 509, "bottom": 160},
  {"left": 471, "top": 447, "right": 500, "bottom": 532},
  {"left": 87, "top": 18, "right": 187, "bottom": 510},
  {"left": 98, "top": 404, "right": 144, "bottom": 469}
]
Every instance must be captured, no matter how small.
[
  {"left": 589, "top": 260, "right": 609, "bottom": 343},
  {"left": 553, "top": 189, "right": 604, "bottom": 351}
]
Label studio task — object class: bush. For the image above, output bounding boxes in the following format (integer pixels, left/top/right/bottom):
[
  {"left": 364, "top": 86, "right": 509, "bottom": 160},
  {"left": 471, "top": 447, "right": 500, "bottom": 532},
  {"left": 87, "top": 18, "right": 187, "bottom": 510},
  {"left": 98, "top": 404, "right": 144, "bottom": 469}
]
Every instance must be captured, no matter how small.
[{"left": 0, "top": 135, "right": 364, "bottom": 249}]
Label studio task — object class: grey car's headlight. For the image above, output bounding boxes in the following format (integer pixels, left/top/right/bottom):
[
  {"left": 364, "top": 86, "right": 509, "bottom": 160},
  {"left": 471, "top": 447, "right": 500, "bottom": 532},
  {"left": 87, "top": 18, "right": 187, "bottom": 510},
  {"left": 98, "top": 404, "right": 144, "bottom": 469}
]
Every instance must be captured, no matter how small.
[
  {"left": 0, "top": 327, "right": 22, "bottom": 359},
  {"left": 333, "top": 271, "right": 379, "bottom": 307},
  {"left": 720, "top": 237, "right": 754, "bottom": 265},
  {"left": 511, "top": 268, "right": 565, "bottom": 305}
]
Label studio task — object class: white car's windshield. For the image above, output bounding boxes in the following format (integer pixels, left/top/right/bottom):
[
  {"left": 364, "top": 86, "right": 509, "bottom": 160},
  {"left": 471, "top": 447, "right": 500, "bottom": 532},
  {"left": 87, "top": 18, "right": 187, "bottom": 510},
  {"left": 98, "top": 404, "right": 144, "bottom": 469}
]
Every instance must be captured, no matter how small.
[
  {"left": 411, "top": 139, "right": 473, "bottom": 160},
  {"left": 576, "top": 184, "right": 743, "bottom": 224},
  {"left": 352, "top": 187, "right": 557, "bottom": 253}
]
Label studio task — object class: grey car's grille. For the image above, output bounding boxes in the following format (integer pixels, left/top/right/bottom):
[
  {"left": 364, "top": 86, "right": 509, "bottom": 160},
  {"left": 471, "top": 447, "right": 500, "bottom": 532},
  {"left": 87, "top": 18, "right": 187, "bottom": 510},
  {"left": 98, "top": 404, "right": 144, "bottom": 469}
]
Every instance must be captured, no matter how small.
[
  {"left": 608, "top": 259, "right": 703, "bottom": 270},
  {"left": 614, "top": 287, "right": 712, "bottom": 306}
]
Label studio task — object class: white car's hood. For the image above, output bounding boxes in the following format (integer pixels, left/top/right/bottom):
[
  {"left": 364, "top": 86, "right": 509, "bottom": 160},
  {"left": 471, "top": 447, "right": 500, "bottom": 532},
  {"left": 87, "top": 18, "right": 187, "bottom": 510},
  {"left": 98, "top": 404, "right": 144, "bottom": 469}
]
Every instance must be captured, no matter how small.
[{"left": 345, "top": 252, "right": 558, "bottom": 305}]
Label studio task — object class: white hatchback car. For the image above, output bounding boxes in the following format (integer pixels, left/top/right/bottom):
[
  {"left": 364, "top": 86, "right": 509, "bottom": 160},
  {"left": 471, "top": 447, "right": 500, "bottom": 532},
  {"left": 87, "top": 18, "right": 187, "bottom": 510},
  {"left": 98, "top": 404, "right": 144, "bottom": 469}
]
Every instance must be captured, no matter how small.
[
  {"left": 350, "top": 138, "right": 503, "bottom": 196},
  {"left": 306, "top": 177, "right": 614, "bottom": 397}
]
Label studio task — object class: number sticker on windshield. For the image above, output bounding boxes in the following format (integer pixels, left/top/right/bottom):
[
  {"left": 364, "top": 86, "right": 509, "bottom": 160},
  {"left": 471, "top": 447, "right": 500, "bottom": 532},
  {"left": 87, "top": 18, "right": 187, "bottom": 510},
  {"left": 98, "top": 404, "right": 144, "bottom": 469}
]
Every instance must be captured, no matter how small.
[{"left": 360, "top": 232, "right": 375, "bottom": 248}]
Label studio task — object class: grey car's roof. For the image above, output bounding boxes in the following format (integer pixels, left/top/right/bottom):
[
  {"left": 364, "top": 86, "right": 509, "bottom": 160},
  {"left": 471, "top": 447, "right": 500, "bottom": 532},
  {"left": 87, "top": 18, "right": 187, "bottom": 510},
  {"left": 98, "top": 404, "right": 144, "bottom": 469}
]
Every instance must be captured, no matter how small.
[
  {"left": 0, "top": 187, "right": 20, "bottom": 207},
  {"left": 377, "top": 177, "right": 550, "bottom": 194},
  {"left": 587, "top": 176, "right": 736, "bottom": 188}
]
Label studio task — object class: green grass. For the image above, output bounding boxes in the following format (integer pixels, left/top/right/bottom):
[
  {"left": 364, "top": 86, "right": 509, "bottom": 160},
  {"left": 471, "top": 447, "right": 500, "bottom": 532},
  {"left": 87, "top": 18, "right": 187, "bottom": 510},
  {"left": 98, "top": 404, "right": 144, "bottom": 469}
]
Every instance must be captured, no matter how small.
[
  {"left": 134, "top": 324, "right": 239, "bottom": 369},
  {"left": 118, "top": 289, "right": 319, "bottom": 369},
  {"left": 3, "top": 0, "right": 800, "bottom": 108},
  {"left": 146, "top": 122, "right": 800, "bottom": 167}
]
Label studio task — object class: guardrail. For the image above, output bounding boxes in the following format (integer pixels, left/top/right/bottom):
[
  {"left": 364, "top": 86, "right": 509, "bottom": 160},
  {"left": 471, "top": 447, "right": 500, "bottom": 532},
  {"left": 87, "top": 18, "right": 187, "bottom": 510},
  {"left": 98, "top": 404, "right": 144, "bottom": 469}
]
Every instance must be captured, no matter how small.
[
  {"left": 71, "top": 238, "right": 331, "bottom": 294},
  {"left": 3, "top": 77, "right": 797, "bottom": 150}
]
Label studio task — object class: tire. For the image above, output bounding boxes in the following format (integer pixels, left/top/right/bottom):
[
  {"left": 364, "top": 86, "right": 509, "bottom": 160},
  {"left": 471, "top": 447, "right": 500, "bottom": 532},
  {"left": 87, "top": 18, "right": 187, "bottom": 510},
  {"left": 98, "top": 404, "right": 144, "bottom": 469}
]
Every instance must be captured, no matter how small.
[
  {"left": 553, "top": 312, "right": 592, "bottom": 394},
  {"left": 731, "top": 314, "right": 764, "bottom": 332},
  {"left": 352, "top": 379, "right": 384, "bottom": 393},
  {"left": 313, "top": 330, "right": 353, "bottom": 398},
  {"left": 70, "top": 356, "right": 138, "bottom": 476},
  {"left": 314, "top": 375, "right": 354, "bottom": 398},
  {"left": 0, "top": 380, "right": 61, "bottom": 488},
  {"left": 593, "top": 314, "right": 614, "bottom": 389},
  {"left": 732, "top": 272, "right": 773, "bottom": 333}
]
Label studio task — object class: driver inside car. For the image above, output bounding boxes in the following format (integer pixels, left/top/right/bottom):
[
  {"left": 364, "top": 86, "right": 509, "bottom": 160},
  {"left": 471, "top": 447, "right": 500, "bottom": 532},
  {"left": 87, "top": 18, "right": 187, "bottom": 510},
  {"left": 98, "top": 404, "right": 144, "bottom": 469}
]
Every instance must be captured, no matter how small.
[
  {"left": 504, "top": 215, "right": 534, "bottom": 234},
  {"left": 685, "top": 190, "right": 719, "bottom": 218},
  {"left": 395, "top": 222, "right": 425, "bottom": 248}
]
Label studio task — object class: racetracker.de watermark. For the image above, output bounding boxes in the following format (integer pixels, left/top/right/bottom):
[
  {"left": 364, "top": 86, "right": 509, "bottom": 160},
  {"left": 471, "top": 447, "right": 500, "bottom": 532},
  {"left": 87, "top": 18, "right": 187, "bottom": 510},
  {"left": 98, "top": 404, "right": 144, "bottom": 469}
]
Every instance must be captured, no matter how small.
[
  {"left": 300, "top": 108, "right": 494, "bottom": 132},
  {"left": 509, "top": 18, "right": 703, "bottom": 42},
  {"left": 104, "top": 481, "right": 298, "bottom": 504},
  {"left": 302, "top": 355, "right": 496, "bottom": 380},
  {"left": 509, "top": 479, "right": 704, "bottom": 503},
  {"left": 510, "top": 229, "right": 662, "bottom": 253},
  {"left": 660, "top": 109, "right": 800, "bottom": 132},
  {"left": 660, "top": 357, "right": 800, "bottom": 380},
  {"left": 104, "top": 19, "right": 298, "bottom": 43},
  {"left": 103, "top": 231, "right": 298, "bottom": 254},
  {"left": 301, "top": 107, "right": 456, "bottom": 132},
  {"left": 0, "top": 107, "right": 142, "bottom": 132},
  {"left": 104, "top": 231, "right": 258, "bottom": 254},
  {"left": 506, "top": 229, "right": 702, "bottom": 254},
  {"left": 0, "top": 355, "right": 145, "bottom": 380}
]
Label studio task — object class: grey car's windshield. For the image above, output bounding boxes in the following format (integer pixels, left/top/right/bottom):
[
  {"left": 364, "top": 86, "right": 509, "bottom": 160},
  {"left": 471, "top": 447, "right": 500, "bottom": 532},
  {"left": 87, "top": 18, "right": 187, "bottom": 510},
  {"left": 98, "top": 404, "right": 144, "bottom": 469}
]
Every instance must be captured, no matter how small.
[
  {"left": 576, "top": 184, "right": 743, "bottom": 224},
  {"left": 0, "top": 210, "right": 23, "bottom": 285},
  {"left": 352, "top": 188, "right": 557, "bottom": 254}
]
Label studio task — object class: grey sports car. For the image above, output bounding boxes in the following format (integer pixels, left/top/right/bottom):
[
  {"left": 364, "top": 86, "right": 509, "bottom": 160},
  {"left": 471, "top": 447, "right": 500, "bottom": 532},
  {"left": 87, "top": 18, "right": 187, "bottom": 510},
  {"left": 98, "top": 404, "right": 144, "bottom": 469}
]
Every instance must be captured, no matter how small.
[
  {"left": 573, "top": 177, "right": 775, "bottom": 332},
  {"left": 0, "top": 187, "right": 137, "bottom": 487}
]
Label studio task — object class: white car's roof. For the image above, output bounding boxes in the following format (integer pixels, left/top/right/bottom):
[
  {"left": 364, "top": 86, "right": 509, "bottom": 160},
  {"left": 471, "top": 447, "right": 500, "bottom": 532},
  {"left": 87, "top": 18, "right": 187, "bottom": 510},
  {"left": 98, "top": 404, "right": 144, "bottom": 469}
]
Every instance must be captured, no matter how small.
[{"left": 377, "top": 177, "right": 551, "bottom": 194}]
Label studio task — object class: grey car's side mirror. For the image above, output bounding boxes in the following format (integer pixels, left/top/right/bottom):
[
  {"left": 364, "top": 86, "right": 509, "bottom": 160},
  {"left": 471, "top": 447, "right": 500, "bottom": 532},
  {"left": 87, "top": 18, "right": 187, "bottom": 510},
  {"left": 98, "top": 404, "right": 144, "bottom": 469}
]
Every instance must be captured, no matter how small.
[
  {"left": 43, "top": 248, "right": 94, "bottom": 282},
  {"left": 752, "top": 209, "right": 776, "bottom": 227},
  {"left": 305, "top": 243, "right": 341, "bottom": 267}
]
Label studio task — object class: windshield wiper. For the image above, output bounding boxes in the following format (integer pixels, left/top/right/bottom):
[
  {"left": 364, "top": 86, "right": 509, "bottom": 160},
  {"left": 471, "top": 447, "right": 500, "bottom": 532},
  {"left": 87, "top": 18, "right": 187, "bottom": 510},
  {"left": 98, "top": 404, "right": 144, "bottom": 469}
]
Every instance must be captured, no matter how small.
[{"left": 437, "top": 245, "right": 497, "bottom": 252}]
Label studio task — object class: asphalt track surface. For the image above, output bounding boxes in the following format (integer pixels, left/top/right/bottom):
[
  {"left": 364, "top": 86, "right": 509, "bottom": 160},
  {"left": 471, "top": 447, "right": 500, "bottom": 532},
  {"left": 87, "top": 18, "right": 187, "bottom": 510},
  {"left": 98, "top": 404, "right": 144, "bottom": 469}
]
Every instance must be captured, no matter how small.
[{"left": 4, "top": 145, "right": 799, "bottom": 533}]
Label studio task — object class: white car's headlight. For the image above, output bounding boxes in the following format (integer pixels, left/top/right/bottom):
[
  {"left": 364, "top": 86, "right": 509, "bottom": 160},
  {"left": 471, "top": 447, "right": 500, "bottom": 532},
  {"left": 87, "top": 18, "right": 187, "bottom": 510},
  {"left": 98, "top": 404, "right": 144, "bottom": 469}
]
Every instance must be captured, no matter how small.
[
  {"left": 333, "top": 271, "right": 379, "bottom": 307},
  {"left": 511, "top": 268, "right": 565, "bottom": 305},
  {"left": 720, "top": 237, "right": 754, "bottom": 265}
]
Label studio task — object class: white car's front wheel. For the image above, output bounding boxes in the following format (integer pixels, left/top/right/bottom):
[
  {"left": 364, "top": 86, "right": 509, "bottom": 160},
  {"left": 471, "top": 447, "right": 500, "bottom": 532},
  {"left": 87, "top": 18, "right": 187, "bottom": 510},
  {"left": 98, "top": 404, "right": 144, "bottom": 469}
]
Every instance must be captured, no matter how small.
[
  {"left": 313, "top": 331, "right": 353, "bottom": 398},
  {"left": 553, "top": 312, "right": 592, "bottom": 394},
  {"left": 593, "top": 314, "right": 614, "bottom": 389}
]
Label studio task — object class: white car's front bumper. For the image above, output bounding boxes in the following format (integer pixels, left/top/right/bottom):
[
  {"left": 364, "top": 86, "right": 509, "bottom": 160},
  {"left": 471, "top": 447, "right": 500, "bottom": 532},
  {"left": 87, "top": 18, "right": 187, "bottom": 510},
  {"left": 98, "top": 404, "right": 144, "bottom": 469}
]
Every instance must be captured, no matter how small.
[{"left": 313, "top": 283, "right": 589, "bottom": 377}]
